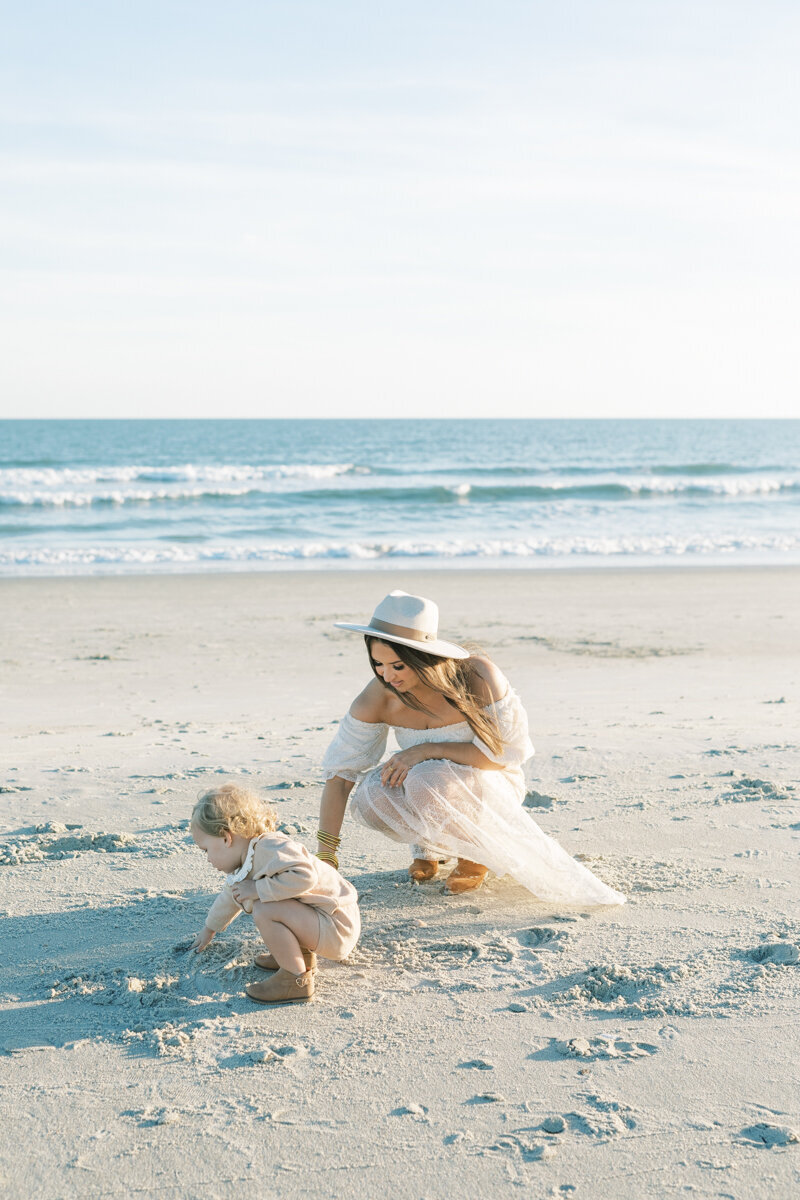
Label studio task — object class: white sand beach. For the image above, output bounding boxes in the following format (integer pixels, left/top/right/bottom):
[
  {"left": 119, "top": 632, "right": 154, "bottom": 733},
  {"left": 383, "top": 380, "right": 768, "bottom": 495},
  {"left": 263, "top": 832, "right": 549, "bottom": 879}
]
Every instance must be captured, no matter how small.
[{"left": 1, "top": 567, "right": 799, "bottom": 1198}]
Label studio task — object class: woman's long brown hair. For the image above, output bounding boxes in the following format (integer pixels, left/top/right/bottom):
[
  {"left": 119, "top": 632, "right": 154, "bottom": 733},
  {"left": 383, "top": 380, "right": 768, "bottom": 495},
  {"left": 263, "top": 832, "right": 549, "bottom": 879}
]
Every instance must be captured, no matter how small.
[{"left": 365, "top": 637, "right": 504, "bottom": 756}]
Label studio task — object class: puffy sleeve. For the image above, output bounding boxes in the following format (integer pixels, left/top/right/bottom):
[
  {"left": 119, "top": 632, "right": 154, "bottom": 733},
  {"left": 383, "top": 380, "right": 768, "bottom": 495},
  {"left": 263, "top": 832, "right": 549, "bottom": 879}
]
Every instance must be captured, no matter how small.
[
  {"left": 321, "top": 712, "right": 390, "bottom": 782},
  {"left": 473, "top": 688, "right": 534, "bottom": 768}
]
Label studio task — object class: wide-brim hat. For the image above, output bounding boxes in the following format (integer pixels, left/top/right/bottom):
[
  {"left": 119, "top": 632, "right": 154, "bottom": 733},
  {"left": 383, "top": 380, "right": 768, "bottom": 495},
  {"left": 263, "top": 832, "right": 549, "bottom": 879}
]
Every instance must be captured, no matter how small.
[{"left": 334, "top": 590, "right": 469, "bottom": 659}]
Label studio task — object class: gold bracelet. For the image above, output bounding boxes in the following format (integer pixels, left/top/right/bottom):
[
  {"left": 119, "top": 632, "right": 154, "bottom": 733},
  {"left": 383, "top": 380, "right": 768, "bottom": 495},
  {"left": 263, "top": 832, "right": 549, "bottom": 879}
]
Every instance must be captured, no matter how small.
[{"left": 316, "top": 850, "right": 339, "bottom": 870}]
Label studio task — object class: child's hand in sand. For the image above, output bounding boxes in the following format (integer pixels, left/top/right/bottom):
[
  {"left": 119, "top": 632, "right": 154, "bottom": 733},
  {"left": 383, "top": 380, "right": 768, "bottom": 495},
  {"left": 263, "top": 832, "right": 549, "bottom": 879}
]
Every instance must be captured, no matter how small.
[
  {"left": 231, "top": 879, "right": 258, "bottom": 906},
  {"left": 191, "top": 926, "right": 216, "bottom": 952}
]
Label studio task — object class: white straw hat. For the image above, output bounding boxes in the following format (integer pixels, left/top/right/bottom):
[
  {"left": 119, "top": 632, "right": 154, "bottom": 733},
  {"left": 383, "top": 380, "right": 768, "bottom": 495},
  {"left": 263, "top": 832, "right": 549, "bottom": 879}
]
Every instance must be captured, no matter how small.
[{"left": 334, "top": 591, "right": 469, "bottom": 659}]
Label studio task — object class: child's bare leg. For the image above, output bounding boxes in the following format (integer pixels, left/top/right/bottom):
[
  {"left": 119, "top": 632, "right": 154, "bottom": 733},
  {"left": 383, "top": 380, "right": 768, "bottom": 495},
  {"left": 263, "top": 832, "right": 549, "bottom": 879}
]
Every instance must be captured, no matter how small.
[{"left": 251, "top": 899, "right": 320, "bottom": 975}]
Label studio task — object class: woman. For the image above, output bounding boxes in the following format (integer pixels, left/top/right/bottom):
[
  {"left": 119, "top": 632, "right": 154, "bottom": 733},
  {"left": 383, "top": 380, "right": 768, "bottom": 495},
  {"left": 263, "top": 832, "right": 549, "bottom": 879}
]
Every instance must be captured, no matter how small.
[{"left": 316, "top": 590, "right": 624, "bottom": 904}]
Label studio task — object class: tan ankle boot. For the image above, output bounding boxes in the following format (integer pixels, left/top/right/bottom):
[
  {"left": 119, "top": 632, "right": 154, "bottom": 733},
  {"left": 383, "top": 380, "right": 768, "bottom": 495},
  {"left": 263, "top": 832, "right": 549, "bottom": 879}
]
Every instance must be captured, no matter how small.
[
  {"left": 445, "top": 859, "right": 489, "bottom": 894},
  {"left": 409, "top": 858, "right": 439, "bottom": 882},
  {"left": 255, "top": 947, "right": 317, "bottom": 972},
  {"left": 246, "top": 967, "right": 315, "bottom": 1005}
]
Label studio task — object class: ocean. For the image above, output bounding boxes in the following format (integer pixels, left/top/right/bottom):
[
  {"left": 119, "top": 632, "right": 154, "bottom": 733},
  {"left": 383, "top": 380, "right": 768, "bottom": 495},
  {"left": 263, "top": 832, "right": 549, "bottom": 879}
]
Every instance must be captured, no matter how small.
[{"left": 1, "top": 419, "right": 798, "bottom": 576}]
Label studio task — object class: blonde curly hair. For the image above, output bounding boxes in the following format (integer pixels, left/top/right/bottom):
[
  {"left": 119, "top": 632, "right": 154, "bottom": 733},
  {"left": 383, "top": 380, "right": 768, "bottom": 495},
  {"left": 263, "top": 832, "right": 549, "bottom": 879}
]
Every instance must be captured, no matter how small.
[{"left": 191, "top": 783, "right": 277, "bottom": 839}]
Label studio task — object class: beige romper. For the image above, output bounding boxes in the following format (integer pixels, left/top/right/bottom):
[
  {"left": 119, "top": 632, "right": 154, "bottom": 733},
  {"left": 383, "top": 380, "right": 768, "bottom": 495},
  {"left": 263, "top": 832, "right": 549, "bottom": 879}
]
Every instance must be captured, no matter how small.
[{"left": 204, "top": 831, "right": 361, "bottom": 960}]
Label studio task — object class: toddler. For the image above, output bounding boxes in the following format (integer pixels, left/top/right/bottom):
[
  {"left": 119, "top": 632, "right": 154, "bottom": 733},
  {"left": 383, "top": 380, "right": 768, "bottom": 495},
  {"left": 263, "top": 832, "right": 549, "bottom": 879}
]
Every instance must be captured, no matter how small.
[{"left": 190, "top": 783, "right": 360, "bottom": 1004}]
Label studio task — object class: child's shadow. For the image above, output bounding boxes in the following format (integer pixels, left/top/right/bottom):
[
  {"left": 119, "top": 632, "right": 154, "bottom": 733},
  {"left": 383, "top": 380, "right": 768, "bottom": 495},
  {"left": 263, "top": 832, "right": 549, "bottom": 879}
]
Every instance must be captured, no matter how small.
[{"left": 0, "top": 891, "right": 266, "bottom": 1058}]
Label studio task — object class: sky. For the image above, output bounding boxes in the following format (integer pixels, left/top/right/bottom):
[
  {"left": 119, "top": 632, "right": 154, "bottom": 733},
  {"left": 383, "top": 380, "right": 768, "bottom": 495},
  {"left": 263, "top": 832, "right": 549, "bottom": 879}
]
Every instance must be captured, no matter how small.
[{"left": 1, "top": 1, "right": 798, "bottom": 419}]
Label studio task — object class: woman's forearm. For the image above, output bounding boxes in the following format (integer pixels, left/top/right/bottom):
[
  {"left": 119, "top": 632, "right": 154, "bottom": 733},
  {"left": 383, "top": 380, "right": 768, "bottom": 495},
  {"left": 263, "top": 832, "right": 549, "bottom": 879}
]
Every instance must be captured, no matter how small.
[
  {"left": 425, "top": 742, "right": 505, "bottom": 771},
  {"left": 317, "top": 776, "right": 355, "bottom": 845}
]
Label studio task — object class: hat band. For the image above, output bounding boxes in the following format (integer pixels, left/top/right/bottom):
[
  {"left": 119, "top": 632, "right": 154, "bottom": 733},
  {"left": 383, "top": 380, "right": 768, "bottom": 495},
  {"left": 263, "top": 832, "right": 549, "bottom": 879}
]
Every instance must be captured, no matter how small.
[{"left": 370, "top": 617, "right": 436, "bottom": 644}]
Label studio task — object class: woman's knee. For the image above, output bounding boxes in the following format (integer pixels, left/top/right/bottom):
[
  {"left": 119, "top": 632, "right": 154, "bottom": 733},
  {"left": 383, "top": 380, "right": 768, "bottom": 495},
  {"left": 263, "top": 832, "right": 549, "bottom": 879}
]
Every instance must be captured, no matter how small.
[{"left": 351, "top": 796, "right": 388, "bottom": 832}]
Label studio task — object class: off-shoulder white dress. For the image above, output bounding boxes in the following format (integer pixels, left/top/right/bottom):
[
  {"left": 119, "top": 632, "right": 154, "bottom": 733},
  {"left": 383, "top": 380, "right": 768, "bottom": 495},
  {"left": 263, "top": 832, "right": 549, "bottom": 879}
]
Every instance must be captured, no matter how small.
[{"left": 321, "top": 687, "right": 624, "bottom": 906}]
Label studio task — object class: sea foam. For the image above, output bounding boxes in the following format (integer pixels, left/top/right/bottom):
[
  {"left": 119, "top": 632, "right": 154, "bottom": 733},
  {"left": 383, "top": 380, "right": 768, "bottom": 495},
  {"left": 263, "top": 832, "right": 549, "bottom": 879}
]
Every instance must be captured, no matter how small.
[{"left": 3, "top": 532, "right": 799, "bottom": 573}]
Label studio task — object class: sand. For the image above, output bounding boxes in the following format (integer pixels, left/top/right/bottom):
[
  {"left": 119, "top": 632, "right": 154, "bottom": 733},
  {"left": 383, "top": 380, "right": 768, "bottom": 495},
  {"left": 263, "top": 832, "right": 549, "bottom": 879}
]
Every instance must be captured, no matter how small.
[{"left": 1, "top": 566, "right": 799, "bottom": 1199}]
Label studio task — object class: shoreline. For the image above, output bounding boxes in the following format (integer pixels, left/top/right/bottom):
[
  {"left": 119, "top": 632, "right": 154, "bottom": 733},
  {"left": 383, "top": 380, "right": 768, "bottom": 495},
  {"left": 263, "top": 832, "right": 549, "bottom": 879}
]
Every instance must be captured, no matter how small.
[{"left": 3, "top": 557, "right": 800, "bottom": 585}]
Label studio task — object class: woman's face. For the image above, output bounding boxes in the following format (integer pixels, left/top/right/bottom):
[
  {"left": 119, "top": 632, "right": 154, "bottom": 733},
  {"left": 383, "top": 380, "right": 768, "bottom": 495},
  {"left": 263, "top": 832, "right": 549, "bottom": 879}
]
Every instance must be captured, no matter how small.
[{"left": 370, "top": 641, "right": 421, "bottom": 693}]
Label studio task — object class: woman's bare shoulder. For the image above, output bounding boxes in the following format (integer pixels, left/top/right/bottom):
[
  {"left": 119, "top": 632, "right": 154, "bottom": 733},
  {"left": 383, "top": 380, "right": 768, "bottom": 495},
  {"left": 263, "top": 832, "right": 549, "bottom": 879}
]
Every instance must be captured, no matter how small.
[
  {"left": 467, "top": 655, "right": 508, "bottom": 704},
  {"left": 349, "top": 678, "right": 390, "bottom": 723}
]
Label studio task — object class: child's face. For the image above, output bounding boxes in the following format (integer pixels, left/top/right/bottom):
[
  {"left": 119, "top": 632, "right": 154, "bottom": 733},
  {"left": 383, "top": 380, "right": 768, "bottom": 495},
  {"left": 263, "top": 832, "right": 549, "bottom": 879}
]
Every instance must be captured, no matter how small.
[{"left": 191, "top": 826, "right": 243, "bottom": 873}]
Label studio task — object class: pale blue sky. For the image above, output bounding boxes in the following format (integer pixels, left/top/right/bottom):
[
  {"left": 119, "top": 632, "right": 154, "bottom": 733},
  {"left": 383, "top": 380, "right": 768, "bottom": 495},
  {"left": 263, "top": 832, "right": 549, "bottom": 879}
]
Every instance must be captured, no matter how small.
[{"left": 2, "top": 1, "right": 798, "bottom": 417}]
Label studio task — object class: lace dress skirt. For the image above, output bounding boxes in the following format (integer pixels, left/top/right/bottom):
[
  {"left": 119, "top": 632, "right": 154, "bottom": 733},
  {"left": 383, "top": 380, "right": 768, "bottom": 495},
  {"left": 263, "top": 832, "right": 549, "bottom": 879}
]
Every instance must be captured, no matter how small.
[{"left": 321, "top": 691, "right": 625, "bottom": 907}]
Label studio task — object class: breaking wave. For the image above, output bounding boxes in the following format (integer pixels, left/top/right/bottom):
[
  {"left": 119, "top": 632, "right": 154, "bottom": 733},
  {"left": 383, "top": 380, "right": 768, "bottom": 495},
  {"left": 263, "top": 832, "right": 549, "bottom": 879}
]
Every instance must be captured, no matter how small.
[
  {"left": 3, "top": 532, "right": 800, "bottom": 572},
  {"left": 2, "top": 474, "right": 799, "bottom": 509}
]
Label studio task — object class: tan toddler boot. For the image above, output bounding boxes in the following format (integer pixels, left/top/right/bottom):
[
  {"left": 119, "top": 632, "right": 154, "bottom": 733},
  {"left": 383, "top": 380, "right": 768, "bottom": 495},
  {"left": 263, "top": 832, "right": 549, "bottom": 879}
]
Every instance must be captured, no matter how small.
[
  {"left": 408, "top": 858, "right": 439, "bottom": 882},
  {"left": 255, "top": 947, "right": 317, "bottom": 972},
  {"left": 445, "top": 859, "right": 489, "bottom": 894},
  {"left": 246, "top": 967, "right": 315, "bottom": 1005}
]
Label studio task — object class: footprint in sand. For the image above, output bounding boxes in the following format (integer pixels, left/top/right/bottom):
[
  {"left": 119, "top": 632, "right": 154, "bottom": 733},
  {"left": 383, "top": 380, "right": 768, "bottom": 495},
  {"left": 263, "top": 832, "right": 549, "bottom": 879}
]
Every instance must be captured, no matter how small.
[
  {"left": 392, "top": 1103, "right": 428, "bottom": 1119},
  {"left": 219, "top": 1049, "right": 280, "bottom": 1069},
  {"left": 422, "top": 938, "right": 516, "bottom": 965},
  {"left": 748, "top": 943, "right": 800, "bottom": 966},
  {"left": 128, "top": 1107, "right": 183, "bottom": 1126},
  {"left": 523, "top": 790, "right": 557, "bottom": 810},
  {"left": 458, "top": 1059, "right": 494, "bottom": 1071},
  {"left": 716, "top": 776, "right": 793, "bottom": 804},
  {"left": 565, "top": 1093, "right": 638, "bottom": 1139},
  {"left": 147, "top": 1025, "right": 194, "bottom": 1057},
  {"left": 443, "top": 1131, "right": 473, "bottom": 1145},
  {"left": 270, "top": 1044, "right": 311, "bottom": 1062},
  {"left": 486, "top": 1134, "right": 557, "bottom": 1163},
  {"left": 488, "top": 1096, "right": 636, "bottom": 1165},
  {"left": 561, "top": 962, "right": 682, "bottom": 1007},
  {"left": 556, "top": 1036, "right": 658, "bottom": 1061},
  {"left": 518, "top": 927, "right": 568, "bottom": 950},
  {"left": 740, "top": 1123, "right": 799, "bottom": 1147}
]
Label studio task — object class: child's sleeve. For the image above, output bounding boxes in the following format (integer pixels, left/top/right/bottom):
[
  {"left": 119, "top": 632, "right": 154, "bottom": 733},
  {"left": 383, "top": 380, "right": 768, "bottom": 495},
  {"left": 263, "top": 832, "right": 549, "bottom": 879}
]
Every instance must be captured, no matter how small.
[
  {"left": 204, "top": 885, "right": 242, "bottom": 932},
  {"left": 252, "top": 840, "right": 318, "bottom": 904}
]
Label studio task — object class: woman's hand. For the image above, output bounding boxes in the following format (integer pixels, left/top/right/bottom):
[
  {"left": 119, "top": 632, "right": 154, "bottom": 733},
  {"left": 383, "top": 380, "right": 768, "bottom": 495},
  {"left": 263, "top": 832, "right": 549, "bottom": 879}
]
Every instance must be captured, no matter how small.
[
  {"left": 191, "top": 926, "right": 216, "bottom": 953},
  {"left": 381, "top": 744, "right": 436, "bottom": 788},
  {"left": 231, "top": 879, "right": 258, "bottom": 906}
]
